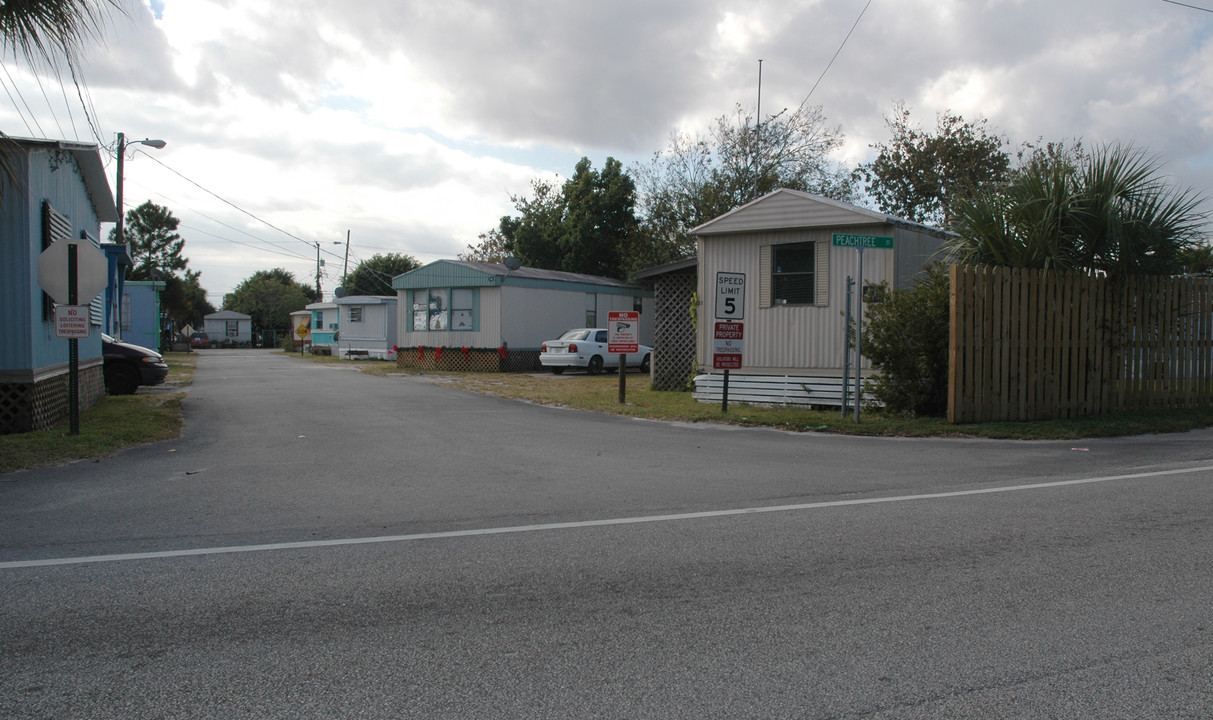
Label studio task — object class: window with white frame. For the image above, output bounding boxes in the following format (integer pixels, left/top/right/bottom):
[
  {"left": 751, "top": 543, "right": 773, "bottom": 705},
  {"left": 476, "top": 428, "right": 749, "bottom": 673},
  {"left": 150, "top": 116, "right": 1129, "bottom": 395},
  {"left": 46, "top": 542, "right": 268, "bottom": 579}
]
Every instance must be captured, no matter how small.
[{"left": 413, "top": 288, "right": 476, "bottom": 331}]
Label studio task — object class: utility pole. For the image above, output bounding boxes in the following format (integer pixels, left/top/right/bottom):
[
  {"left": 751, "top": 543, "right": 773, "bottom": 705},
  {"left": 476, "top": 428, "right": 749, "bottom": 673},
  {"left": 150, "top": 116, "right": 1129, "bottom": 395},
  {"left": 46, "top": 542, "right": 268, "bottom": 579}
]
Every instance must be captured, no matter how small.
[{"left": 315, "top": 242, "right": 322, "bottom": 301}]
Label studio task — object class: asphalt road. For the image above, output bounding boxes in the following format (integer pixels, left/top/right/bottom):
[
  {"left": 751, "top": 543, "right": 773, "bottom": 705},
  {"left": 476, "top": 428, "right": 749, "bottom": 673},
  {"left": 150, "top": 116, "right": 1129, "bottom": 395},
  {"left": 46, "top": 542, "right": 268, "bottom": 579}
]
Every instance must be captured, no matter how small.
[{"left": 1, "top": 350, "right": 1210, "bottom": 719}]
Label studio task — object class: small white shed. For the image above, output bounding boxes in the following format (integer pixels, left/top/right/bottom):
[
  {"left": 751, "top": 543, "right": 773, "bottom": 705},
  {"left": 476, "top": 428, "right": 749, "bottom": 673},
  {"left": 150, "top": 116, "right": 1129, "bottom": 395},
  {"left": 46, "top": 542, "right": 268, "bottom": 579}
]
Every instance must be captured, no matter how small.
[
  {"left": 690, "top": 189, "right": 948, "bottom": 406},
  {"left": 203, "top": 310, "right": 253, "bottom": 347}
]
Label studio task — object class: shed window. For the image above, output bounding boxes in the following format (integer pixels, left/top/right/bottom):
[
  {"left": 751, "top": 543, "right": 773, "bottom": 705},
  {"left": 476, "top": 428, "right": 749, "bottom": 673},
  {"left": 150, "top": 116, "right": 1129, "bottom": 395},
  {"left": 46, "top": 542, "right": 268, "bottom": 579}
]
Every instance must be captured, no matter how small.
[
  {"left": 348, "top": 306, "right": 364, "bottom": 323},
  {"left": 772, "top": 242, "right": 816, "bottom": 305},
  {"left": 226, "top": 320, "right": 239, "bottom": 337}
]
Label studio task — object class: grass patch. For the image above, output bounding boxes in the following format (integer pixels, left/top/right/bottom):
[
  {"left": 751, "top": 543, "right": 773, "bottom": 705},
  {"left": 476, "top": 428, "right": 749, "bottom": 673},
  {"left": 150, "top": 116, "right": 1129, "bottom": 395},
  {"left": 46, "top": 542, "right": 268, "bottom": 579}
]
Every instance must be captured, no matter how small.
[
  {"left": 283, "top": 351, "right": 1213, "bottom": 439},
  {"left": 0, "top": 352, "right": 196, "bottom": 475}
]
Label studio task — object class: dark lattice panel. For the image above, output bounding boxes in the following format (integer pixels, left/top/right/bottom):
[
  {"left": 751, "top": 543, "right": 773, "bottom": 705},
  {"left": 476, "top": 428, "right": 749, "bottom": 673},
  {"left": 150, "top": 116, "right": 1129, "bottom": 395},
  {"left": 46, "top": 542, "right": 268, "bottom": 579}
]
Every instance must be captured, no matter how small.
[
  {"left": 0, "top": 366, "right": 104, "bottom": 435},
  {"left": 651, "top": 269, "right": 698, "bottom": 391},
  {"left": 396, "top": 348, "right": 542, "bottom": 373}
]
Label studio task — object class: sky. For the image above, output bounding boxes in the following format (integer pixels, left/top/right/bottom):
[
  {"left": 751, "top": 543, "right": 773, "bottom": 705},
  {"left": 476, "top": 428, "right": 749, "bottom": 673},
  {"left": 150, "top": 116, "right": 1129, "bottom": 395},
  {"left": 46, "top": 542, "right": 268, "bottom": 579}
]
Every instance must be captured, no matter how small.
[{"left": 3, "top": 0, "right": 1213, "bottom": 306}]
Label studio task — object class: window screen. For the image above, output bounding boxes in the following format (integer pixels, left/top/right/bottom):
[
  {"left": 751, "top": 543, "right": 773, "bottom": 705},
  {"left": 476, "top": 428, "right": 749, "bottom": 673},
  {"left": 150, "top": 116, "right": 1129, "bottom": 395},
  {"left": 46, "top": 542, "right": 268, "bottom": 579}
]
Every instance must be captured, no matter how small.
[{"left": 772, "top": 242, "right": 816, "bottom": 305}]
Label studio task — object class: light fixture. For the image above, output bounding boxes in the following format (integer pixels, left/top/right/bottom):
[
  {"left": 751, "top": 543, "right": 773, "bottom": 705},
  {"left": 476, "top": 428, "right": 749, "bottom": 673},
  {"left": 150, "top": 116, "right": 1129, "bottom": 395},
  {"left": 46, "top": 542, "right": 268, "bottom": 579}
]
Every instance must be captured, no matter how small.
[{"left": 115, "top": 132, "right": 167, "bottom": 244}]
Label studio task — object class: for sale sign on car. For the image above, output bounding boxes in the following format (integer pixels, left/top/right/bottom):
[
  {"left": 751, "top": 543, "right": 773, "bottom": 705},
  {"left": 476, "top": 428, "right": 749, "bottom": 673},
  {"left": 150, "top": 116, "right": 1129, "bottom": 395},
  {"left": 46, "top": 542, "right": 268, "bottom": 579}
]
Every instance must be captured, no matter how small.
[
  {"left": 713, "top": 321, "right": 744, "bottom": 369},
  {"left": 608, "top": 311, "right": 639, "bottom": 354}
]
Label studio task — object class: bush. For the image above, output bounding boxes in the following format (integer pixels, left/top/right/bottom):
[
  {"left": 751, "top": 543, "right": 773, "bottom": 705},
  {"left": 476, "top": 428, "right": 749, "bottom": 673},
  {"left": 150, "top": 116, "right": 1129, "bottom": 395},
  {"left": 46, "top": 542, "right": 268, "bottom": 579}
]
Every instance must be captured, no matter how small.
[{"left": 861, "top": 263, "right": 950, "bottom": 416}]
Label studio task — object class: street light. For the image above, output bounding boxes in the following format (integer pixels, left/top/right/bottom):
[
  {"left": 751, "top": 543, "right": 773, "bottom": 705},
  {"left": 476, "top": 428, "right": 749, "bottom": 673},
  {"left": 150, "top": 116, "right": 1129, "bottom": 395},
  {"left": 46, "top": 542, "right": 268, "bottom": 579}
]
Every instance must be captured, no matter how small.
[
  {"left": 316, "top": 241, "right": 342, "bottom": 301},
  {"left": 115, "top": 132, "right": 167, "bottom": 244}
]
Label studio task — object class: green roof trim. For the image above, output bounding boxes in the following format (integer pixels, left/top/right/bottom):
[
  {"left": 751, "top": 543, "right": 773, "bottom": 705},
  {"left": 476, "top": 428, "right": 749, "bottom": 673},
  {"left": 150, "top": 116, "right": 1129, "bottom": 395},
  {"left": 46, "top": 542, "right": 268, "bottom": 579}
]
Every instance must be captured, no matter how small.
[{"left": 393, "top": 260, "right": 652, "bottom": 297}]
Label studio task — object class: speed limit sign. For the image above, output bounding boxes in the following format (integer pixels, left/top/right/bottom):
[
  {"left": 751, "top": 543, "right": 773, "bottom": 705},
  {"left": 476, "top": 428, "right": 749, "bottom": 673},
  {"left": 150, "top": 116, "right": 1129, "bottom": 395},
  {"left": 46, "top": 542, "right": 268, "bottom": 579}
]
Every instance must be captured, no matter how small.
[{"left": 715, "top": 272, "right": 745, "bottom": 320}]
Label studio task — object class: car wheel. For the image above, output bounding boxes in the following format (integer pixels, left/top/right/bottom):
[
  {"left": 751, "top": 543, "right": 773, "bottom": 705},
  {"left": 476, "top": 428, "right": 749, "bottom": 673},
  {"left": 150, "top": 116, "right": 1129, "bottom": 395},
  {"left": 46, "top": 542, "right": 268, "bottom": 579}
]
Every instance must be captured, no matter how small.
[
  {"left": 640, "top": 353, "right": 651, "bottom": 374},
  {"left": 587, "top": 355, "right": 604, "bottom": 375},
  {"left": 105, "top": 364, "right": 140, "bottom": 395},
  {"left": 551, "top": 367, "right": 565, "bottom": 375}
]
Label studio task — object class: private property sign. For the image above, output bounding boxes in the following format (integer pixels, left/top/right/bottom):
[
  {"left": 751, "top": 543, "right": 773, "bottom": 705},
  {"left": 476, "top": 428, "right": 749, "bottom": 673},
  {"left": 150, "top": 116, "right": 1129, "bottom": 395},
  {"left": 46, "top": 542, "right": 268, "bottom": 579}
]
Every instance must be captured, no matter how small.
[
  {"left": 713, "top": 321, "right": 744, "bottom": 369},
  {"left": 608, "top": 311, "right": 639, "bottom": 354}
]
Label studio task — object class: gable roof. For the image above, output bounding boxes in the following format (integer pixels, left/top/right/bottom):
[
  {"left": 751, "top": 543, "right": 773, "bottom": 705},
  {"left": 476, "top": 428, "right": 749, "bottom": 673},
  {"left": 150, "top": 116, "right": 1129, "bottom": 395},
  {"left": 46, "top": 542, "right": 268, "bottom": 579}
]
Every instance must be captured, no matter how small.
[
  {"left": 393, "top": 259, "right": 638, "bottom": 292},
  {"left": 4, "top": 136, "right": 118, "bottom": 223},
  {"left": 206, "top": 310, "right": 252, "bottom": 320},
  {"left": 690, "top": 188, "right": 945, "bottom": 237}
]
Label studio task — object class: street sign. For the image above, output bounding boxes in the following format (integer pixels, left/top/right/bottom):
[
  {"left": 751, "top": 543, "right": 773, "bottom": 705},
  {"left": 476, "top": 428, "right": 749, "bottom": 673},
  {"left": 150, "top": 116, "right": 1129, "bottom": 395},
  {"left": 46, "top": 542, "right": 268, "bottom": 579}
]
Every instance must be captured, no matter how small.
[
  {"left": 715, "top": 272, "right": 745, "bottom": 320},
  {"left": 608, "top": 311, "right": 639, "bottom": 353},
  {"left": 38, "top": 239, "right": 108, "bottom": 304},
  {"left": 54, "top": 306, "right": 91, "bottom": 339},
  {"left": 713, "top": 321, "right": 744, "bottom": 369},
  {"left": 295, "top": 323, "right": 310, "bottom": 340},
  {"left": 832, "top": 233, "right": 895, "bottom": 249}
]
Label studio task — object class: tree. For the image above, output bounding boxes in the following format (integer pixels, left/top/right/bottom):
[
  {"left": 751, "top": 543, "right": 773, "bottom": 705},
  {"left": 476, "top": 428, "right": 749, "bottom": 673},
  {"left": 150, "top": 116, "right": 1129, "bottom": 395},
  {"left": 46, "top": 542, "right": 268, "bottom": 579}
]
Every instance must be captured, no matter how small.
[
  {"left": 634, "top": 103, "right": 853, "bottom": 263},
  {"left": 223, "top": 269, "right": 316, "bottom": 334},
  {"left": 1, "top": 0, "right": 125, "bottom": 191},
  {"left": 946, "top": 143, "right": 1209, "bottom": 277},
  {"left": 342, "top": 252, "right": 421, "bottom": 296},
  {"left": 109, "top": 201, "right": 188, "bottom": 280},
  {"left": 856, "top": 103, "right": 1011, "bottom": 228},
  {"left": 458, "top": 229, "right": 511, "bottom": 264},
  {"left": 160, "top": 270, "right": 215, "bottom": 328},
  {"left": 489, "top": 157, "right": 643, "bottom": 280},
  {"left": 861, "top": 264, "right": 951, "bottom": 416}
]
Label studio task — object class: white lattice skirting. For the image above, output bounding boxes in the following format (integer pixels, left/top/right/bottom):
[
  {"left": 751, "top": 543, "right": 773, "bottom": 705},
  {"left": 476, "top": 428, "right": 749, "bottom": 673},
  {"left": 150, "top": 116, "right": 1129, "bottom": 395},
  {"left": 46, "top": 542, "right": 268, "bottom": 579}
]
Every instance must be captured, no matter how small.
[{"left": 691, "top": 373, "right": 875, "bottom": 408}]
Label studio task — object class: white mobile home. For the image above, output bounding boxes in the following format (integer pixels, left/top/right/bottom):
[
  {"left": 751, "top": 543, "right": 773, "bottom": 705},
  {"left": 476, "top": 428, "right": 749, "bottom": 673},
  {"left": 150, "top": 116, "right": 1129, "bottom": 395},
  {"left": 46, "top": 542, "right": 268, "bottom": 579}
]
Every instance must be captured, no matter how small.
[
  {"left": 393, "top": 260, "right": 653, "bottom": 371},
  {"left": 690, "top": 189, "right": 948, "bottom": 406},
  {"left": 334, "top": 295, "right": 397, "bottom": 359},
  {"left": 203, "top": 310, "right": 253, "bottom": 347}
]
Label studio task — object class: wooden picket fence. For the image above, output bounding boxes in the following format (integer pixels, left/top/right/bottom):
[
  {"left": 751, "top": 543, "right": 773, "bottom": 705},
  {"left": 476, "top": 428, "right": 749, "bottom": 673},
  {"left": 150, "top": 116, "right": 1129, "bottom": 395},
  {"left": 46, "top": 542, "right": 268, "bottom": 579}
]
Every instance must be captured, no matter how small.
[{"left": 948, "top": 265, "right": 1213, "bottom": 423}]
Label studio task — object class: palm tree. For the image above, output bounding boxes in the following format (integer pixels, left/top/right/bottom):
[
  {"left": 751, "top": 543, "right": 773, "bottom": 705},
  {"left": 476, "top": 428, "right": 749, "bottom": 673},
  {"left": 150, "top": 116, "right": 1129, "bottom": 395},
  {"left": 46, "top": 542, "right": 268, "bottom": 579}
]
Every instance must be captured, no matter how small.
[
  {"left": 946, "top": 143, "right": 1208, "bottom": 277},
  {"left": 1, "top": 0, "right": 125, "bottom": 189},
  {"left": 1, "top": 0, "right": 122, "bottom": 69}
]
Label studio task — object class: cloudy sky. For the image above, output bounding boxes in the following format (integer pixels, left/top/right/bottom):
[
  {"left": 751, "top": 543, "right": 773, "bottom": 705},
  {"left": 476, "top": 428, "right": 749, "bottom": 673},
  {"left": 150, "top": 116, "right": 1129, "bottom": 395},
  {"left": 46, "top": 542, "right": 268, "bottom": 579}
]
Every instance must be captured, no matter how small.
[{"left": 4, "top": 0, "right": 1212, "bottom": 304}]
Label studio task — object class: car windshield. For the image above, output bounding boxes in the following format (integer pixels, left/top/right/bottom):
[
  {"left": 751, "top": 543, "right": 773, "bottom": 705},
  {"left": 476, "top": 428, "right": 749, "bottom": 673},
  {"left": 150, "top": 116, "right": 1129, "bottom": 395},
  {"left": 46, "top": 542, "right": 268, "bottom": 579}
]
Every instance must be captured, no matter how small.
[{"left": 559, "top": 329, "right": 592, "bottom": 341}]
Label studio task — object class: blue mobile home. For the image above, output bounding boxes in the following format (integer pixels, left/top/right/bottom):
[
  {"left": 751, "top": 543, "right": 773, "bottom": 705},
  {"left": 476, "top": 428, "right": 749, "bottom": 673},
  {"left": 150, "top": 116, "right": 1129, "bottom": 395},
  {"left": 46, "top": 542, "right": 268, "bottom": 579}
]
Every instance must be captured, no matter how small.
[{"left": 0, "top": 138, "right": 118, "bottom": 433}]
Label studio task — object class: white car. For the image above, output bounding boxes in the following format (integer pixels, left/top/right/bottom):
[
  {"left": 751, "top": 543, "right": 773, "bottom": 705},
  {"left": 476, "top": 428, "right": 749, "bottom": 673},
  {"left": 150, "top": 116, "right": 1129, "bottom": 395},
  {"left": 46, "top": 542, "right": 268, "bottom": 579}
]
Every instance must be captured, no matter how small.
[{"left": 540, "top": 328, "right": 652, "bottom": 375}]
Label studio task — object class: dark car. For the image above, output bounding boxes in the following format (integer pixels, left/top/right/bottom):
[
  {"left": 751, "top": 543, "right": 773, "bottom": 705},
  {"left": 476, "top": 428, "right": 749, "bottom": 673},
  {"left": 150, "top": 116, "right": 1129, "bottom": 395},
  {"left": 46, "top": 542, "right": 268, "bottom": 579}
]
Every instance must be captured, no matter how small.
[
  {"left": 190, "top": 331, "right": 209, "bottom": 349},
  {"left": 102, "top": 334, "right": 169, "bottom": 395}
]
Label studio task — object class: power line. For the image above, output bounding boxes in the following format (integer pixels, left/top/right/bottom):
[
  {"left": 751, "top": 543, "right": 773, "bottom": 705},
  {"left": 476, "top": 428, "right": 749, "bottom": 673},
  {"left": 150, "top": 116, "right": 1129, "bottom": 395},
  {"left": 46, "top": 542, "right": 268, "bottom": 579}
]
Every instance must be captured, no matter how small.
[
  {"left": 141, "top": 153, "right": 318, "bottom": 249},
  {"left": 798, "top": 0, "right": 874, "bottom": 111},
  {"left": 1161, "top": 0, "right": 1213, "bottom": 11}
]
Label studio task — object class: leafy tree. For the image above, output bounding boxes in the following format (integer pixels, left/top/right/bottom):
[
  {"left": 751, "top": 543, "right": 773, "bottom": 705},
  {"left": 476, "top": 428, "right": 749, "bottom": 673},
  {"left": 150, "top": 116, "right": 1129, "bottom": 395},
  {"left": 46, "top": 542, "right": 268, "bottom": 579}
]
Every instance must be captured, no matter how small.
[
  {"left": 223, "top": 269, "right": 316, "bottom": 334},
  {"left": 160, "top": 270, "right": 215, "bottom": 328},
  {"left": 1, "top": 0, "right": 124, "bottom": 191},
  {"left": 856, "top": 103, "right": 1010, "bottom": 228},
  {"left": 491, "top": 157, "right": 642, "bottom": 280},
  {"left": 634, "top": 103, "right": 854, "bottom": 262},
  {"left": 458, "top": 229, "right": 511, "bottom": 263},
  {"left": 861, "top": 264, "right": 951, "bottom": 416},
  {"left": 946, "top": 143, "right": 1208, "bottom": 277},
  {"left": 109, "top": 201, "right": 188, "bottom": 280},
  {"left": 342, "top": 252, "right": 421, "bottom": 296}
]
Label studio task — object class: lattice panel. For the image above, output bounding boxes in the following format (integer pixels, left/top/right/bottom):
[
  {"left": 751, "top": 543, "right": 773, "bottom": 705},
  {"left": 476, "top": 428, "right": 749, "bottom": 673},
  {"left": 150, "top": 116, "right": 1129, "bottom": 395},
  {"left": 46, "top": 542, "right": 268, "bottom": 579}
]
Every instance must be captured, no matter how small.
[
  {"left": 396, "top": 348, "right": 542, "bottom": 373},
  {"left": 651, "top": 269, "right": 698, "bottom": 391},
  {"left": 0, "top": 367, "right": 105, "bottom": 435}
]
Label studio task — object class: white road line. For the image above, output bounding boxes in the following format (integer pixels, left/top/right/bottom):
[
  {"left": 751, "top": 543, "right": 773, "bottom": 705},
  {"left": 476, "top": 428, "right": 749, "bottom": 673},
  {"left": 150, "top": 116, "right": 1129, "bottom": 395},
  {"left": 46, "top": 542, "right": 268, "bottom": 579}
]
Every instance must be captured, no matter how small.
[{"left": 3, "top": 464, "right": 1210, "bottom": 570}]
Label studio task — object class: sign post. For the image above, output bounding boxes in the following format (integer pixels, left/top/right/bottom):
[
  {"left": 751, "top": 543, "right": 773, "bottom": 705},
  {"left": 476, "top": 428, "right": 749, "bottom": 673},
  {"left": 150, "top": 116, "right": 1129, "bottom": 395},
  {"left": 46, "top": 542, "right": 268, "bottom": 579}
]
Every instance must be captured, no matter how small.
[
  {"left": 608, "top": 311, "right": 639, "bottom": 404},
  {"left": 295, "top": 322, "right": 311, "bottom": 354},
  {"left": 713, "top": 271, "right": 746, "bottom": 413},
  {"left": 832, "top": 234, "right": 894, "bottom": 423},
  {"left": 38, "top": 239, "right": 108, "bottom": 436}
]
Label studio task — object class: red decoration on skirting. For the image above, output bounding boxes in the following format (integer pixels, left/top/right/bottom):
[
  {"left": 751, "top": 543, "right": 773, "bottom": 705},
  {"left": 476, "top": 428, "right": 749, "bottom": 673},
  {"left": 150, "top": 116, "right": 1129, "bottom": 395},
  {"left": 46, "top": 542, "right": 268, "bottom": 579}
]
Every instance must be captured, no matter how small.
[
  {"left": 461, "top": 346, "right": 469, "bottom": 359},
  {"left": 435, "top": 346, "right": 443, "bottom": 362},
  {"left": 417, "top": 347, "right": 425, "bottom": 360},
  {"left": 496, "top": 346, "right": 507, "bottom": 359}
]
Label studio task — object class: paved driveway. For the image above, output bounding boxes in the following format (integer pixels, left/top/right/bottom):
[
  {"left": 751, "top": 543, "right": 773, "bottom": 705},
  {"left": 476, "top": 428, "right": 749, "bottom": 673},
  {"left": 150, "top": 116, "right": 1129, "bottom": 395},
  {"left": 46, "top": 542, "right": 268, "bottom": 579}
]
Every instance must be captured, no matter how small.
[{"left": 2, "top": 350, "right": 1211, "bottom": 718}]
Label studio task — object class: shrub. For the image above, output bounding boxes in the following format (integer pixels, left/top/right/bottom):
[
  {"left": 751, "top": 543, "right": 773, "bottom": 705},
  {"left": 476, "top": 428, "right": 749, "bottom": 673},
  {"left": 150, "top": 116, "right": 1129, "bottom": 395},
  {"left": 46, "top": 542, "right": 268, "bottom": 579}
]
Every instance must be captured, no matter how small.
[{"left": 861, "top": 263, "right": 950, "bottom": 416}]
